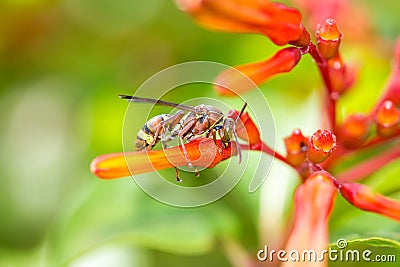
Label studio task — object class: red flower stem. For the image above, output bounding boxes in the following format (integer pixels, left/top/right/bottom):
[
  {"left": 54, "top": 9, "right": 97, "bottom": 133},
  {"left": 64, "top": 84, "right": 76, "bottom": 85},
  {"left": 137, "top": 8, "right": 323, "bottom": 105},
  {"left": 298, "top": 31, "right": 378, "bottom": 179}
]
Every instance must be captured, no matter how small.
[
  {"left": 337, "top": 143, "right": 400, "bottom": 182},
  {"left": 308, "top": 42, "right": 337, "bottom": 133},
  {"left": 241, "top": 141, "right": 297, "bottom": 169}
]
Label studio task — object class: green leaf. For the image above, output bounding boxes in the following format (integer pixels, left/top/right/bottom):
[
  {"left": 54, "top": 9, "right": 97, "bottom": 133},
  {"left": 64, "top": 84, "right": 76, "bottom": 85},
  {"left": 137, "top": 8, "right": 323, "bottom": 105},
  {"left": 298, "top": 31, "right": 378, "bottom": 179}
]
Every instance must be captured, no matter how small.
[
  {"left": 329, "top": 237, "right": 400, "bottom": 267},
  {"left": 46, "top": 180, "right": 240, "bottom": 265}
]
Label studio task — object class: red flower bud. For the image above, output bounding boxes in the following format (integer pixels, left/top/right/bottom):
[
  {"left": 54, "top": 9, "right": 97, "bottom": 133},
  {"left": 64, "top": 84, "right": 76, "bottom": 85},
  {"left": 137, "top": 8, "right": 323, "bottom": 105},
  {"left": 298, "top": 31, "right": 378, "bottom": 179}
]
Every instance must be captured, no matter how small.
[
  {"left": 374, "top": 100, "right": 400, "bottom": 137},
  {"left": 339, "top": 113, "right": 371, "bottom": 148},
  {"left": 214, "top": 47, "right": 302, "bottom": 96},
  {"left": 307, "top": 129, "right": 336, "bottom": 164},
  {"left": 339, "top": 183, "right": 400, "bottom": 222},
  {"left": 90, "top": 138, "right": 237, "bottom": 179},
  {"left": 316, "top": 18, "right": 342, "bottom": 60},
  {"left": 176, "top": 0, "right": 304, "bottom": 46},
  {"left": 227, "top": 110, "right": 260, "bottom": 145},
  {"left": 284, "top": 129, "right": 308, "bottom": 166}
]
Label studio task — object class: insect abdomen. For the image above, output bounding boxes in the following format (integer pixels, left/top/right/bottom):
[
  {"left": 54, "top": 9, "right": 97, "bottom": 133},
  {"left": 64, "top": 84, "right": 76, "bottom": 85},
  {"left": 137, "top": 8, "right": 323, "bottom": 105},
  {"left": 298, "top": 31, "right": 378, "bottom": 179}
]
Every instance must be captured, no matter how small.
[{"left": 134, "top": 114, "right": 170, "bottom": 151}]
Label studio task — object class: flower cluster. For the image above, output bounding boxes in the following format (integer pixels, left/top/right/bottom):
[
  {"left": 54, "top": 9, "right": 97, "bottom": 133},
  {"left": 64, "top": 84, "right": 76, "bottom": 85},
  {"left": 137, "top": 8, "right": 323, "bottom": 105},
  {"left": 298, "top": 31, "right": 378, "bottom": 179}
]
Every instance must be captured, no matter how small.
[{"left": 91, "top": 0, "right": 400, "bottom": 266}]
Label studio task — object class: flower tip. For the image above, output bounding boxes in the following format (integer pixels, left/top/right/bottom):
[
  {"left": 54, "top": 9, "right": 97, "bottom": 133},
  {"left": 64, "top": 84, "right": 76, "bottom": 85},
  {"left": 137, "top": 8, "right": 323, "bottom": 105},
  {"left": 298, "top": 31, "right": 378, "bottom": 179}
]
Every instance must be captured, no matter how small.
[
  {"left": 90, "top": 153, "right": 130, "bottom": 179},
  {"left": 317, "top": 18, "right": 342, "bottom": 40},
  {"left": 307, "top": 129, "right": 336, "bottom": 164}
]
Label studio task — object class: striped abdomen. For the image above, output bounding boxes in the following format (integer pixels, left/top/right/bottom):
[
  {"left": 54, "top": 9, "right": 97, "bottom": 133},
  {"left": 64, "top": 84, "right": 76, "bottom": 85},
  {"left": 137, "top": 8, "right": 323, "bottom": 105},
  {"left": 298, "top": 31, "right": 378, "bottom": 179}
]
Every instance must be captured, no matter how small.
[{"left": 135, "top": 114, "right": 171, "bottom": 151}]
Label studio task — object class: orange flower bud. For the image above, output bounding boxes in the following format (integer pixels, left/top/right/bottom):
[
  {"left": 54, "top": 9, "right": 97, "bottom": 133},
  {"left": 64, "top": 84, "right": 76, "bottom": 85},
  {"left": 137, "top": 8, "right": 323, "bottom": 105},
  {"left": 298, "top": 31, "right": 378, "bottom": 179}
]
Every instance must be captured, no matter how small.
[
  {"left": 339, "top": 113, "right": 371, "bottom": 148},
  {"left": 328, "top": 55, "right": 355, "bottom": 94},
  {"left": 339, "top": 183, "right": 400, "bottom": 222},
  {"left": 227, "top": 110, "right": 260, "bottom": 145},
  {"left": 284, "top": 129, "right": 308, "bottom": 166},
  {"left": 316, "top": 18, "right": 342, "bottom": 60},
  {"left": 282, "top": 172, "right": 336, "bottom": 267},
  {"left": 176, "top": 0, "right": 303, "bottom": 46},
  {"left": 374, "top": 100, "right": 400, "bottom": 137},
  {"left": 90, "top": 138, "right": 237, "bottom": 179},
  {"left": 307, "top": 129, "right": 336, "bottom": 164},
  {"left": 214, "top": 47, "right": 302, "bottom": 96}
]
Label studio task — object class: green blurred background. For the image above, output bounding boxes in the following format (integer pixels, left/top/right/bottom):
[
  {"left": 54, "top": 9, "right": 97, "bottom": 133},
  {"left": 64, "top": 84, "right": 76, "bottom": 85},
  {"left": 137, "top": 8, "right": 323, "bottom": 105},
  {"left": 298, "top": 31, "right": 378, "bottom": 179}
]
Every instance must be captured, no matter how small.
[{"left": 0, "top": 0, "right": 399, "bottom": 266}]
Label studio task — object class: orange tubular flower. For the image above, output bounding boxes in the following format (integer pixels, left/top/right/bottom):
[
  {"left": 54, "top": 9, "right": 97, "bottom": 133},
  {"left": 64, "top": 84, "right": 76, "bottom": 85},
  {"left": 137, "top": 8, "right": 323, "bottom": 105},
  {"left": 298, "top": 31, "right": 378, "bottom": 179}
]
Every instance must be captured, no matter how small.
[
  {"left": 282, "top": 172, "right": 337, "bottom": 267},
  {"left": 214, "top": 47, "right": 302, "bottom": 96},
  {"left": 90, "top": 138, "right": 237, "bottom": 179},
  {"left": 339, "top": 183, "right": 400, "bottom": 222},
  {"left": 176, "top": 0, "right": 306, "bottom": 46}
]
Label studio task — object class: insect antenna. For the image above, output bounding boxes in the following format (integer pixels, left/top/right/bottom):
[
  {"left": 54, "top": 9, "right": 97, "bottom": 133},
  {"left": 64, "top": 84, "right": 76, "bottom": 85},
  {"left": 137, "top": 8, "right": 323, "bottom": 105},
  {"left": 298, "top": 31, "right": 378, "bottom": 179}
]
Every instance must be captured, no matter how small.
[
  {"left": 119, "top": 95, "right": 197, "bottom": 113},
  {"left": 236, "top": 102, "right": 248, "bottom": 122},
  {"left": 234, "top": 102, "right": 248, "bottom": 164}
]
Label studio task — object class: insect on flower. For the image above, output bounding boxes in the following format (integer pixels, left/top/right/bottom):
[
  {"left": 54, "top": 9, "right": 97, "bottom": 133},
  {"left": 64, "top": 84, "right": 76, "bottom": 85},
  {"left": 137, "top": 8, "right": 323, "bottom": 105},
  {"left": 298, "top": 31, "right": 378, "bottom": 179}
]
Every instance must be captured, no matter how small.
[{"left": 119, "top": 95, "right": 247, "bottom": 181}]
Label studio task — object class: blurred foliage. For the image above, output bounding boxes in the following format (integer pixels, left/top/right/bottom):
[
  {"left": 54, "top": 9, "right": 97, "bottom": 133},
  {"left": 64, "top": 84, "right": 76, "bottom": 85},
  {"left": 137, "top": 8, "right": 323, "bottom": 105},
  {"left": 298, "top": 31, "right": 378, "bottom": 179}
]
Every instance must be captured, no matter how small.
[{"left": 0, "top": 0, "right": 399, "bottom": 266}]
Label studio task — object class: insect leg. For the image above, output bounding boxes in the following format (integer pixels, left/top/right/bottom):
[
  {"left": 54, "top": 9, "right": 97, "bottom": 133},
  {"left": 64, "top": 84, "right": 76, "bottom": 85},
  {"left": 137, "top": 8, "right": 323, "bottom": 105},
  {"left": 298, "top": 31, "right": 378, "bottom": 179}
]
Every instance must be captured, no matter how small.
[
  {"left": 148, "top": 124, "right": 164, "bottom": 150},
  {"left": 174, "top": 167, "right": 182, "bottom": 182},
  {"left": 178, "top": 117, "right": 201, "bottom": 177},
  {"left": 179, "top": 136, "right": 193, "bottom": 168},
  {"left": 209, "top": 128, "right": 218, "bottom": 145},
  {"left": 234, "top": 131, "right": 242, "bottom": 164},
  {"left": 178, "top": 117, "right": 197, "bottom": 160},
  {"left": 178, "top": 136, "right": 200, "bottom": 177},
  {"left": 160, "top": 110, "right": 185, "bottom": 148},
  {"left": 164, "top": 110, "right": 186, "bottom": 131}
]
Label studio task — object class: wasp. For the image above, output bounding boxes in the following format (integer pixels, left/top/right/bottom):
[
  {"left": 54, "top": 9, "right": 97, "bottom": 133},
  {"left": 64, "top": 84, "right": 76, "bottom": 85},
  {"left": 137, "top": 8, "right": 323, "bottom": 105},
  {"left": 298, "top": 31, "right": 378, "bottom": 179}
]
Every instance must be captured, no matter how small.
[{"left": 119, "top": 95, "right": 247, "bottom": 181}]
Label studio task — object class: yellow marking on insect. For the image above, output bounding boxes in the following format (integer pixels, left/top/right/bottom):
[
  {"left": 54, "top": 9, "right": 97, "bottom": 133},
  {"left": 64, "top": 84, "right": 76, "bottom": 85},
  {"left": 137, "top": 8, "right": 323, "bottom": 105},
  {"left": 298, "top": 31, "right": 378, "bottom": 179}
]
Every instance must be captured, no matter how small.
[{"left": 138, "top": 129, "right": 154, "bottom": 144}]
